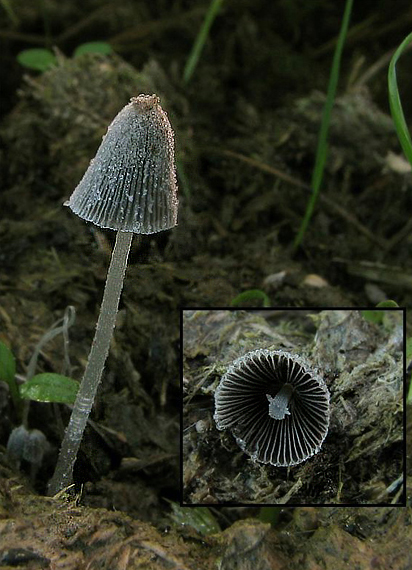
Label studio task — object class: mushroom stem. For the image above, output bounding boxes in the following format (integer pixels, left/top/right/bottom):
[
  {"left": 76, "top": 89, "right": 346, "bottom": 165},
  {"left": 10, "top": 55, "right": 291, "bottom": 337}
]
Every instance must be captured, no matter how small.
[
  {"left": 48, "top": 230, "right": 133, "bottom": 495},
  {"left": 267, "top": 384, "right": 294, "bottom": 420}
]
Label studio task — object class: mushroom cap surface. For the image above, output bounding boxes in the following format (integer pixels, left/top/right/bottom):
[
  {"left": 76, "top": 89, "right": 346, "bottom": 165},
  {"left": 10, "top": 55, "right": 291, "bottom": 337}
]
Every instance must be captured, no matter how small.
[
  {"left": 65, "top": 94, "right": 178, "bottom": 234},
  {"left": 214, "top": 349, "right": 330, "bottom": 467}
]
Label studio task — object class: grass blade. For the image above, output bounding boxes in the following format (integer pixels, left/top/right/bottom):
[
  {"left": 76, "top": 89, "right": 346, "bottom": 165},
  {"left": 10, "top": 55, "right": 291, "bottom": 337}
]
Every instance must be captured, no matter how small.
[
  {"left": 294, "top": 0, "right": 353, "bottom": 249},
  {"left": 183, "top": 0, "right": 224, "bottom": 84},
  {"left": 388, "top": 32, "right": 412, "bottom": 167}
]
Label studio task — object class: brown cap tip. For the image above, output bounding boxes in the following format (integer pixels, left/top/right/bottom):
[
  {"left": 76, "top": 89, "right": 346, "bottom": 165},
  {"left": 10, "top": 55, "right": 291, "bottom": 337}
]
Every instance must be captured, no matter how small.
[{"left": 65, "top": 94, "right": 178, "bottom": 234}]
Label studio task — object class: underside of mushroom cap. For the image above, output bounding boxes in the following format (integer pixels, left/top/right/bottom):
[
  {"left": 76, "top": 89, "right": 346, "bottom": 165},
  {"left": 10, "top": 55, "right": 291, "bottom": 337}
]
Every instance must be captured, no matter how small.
[
  {"left": 214, "top": 349, "right": 330, "bottom": 467},
  {"left": 65, "top": 94, "right": 178, "bottom": 234}
]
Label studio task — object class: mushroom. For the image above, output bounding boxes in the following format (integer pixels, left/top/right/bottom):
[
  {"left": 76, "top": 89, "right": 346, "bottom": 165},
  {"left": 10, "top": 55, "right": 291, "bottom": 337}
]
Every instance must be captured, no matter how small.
[
  {"left": 48, "top": 94, "right": 178, "bottom": 495},
  {"left": 214, "top": 349, "right": 330, "bottom": 467}
]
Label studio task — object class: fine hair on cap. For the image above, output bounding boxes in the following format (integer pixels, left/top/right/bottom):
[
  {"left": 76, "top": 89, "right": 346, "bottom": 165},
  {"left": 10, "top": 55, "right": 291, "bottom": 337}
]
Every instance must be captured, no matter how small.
[
  {"left": 214, "top": 349, "right": 330, "bottom": 467},
  {"left": 66, "top": 94, "right": 178, "bottom": 234}
]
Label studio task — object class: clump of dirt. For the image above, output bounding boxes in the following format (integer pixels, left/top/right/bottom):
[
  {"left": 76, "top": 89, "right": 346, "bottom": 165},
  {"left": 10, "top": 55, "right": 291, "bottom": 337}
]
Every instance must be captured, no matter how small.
[
  {"left": 1, "top": 463, "right": 410, "bottom": 570},
  {"left": 0, "top": 462, "right": 217, "bottom": 570}
]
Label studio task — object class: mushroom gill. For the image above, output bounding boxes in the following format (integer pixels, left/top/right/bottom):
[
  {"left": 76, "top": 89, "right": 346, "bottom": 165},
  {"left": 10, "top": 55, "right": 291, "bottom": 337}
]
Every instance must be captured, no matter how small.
[{"left": 214, "top": 349, "right": 330, "bottom": 467}]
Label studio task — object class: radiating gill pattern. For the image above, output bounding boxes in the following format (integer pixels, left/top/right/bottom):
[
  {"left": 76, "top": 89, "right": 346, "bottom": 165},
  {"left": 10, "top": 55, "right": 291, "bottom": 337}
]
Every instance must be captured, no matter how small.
[{"left": 214, "top": 349, "right": 330, "bottom": 467}]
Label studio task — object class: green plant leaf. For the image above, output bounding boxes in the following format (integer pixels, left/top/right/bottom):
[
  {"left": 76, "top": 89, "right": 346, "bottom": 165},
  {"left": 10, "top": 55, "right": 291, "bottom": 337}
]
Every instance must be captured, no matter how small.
[
  {"left": 19, "top": 373, "right": 79, "bottom": 404},
  {"left": 361, "top": 310, "right": 383, "bottom": 324},
  {"left": 376, "top": 300, "right": 399, "bottom": 308},
  {"left": 231, "top": 289, "right": 270, "bottom": 307},
  {"left": 16, "top": 48, "right": 57, "bottom": 71},
  {"left": 362, "top": 301, "right": 399, "bottom": 324},
  {"left": 0, "top": 341, "right": 16, "bottom": 384},
  {"left": 0, "top": 342, "right": 22, "bottom": 417},
  {"left": 167, "top": 501, "right": 220, "bottom": 535},
  {"left": 73, "top": 42, "right": 113, "bottom": 57},
  {"left": 0, "top": 342, "right": 22, "bottom": 412},
  {"left": 406, "top": 338, "right": 412, "bottom": 361}
]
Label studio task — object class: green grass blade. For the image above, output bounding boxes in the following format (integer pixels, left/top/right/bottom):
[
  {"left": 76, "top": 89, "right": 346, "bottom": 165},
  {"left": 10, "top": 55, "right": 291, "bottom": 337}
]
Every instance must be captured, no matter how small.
[
  {"left": 294, "top": 0, "right": 353, "bottom": 249},
  {"left": 388, "top": 35, "right": 412, "bottom": 405},
  {"left": 183, "top": 0, "right": 224, "bottom": 84},
  {"left": 388, "top": 32, "right": 412, "bottom": 168},
  {"left": 0, "top": 0, "right": 19, "bottom": 25}
]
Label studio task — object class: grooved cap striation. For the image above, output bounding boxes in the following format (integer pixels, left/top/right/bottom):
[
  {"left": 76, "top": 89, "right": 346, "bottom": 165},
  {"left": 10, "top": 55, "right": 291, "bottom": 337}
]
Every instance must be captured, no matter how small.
[
  {"left": 65, "top": 94, "right": 178, "bottom": 234},
  {"left": 214, "top": 349, "right": 330, "bottom": 467}
]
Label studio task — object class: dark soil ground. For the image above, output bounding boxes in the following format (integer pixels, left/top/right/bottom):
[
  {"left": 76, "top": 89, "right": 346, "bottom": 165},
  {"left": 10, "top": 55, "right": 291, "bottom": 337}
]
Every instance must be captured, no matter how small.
[{"left": 0, "top": 1, "right": 411, "bottom": 568}]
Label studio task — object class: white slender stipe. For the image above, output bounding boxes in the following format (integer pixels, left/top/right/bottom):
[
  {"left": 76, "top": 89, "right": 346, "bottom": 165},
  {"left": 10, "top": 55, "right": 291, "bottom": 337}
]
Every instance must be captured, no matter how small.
[
  {"left": 267, "top": 384, "right": 294, "bottom": 420},
  {"left": 48, "top": 231, "right": 132, "bottom": 494}
]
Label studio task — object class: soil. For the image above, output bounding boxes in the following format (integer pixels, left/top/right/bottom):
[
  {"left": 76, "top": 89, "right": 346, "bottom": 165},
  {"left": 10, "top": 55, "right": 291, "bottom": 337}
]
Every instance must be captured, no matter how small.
[{"left": 0, "top": 1, "right": 411, "bottom": 568}]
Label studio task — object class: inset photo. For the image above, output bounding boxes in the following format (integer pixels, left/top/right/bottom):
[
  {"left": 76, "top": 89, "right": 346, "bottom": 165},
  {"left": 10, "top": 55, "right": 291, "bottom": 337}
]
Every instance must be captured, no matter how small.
[{"left": 181, "top": 308, "right": 405, "bottom": 506}]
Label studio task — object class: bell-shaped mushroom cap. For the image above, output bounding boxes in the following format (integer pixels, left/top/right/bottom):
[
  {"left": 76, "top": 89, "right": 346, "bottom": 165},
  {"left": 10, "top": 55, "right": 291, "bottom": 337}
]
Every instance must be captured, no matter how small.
[
  {"left": 65, "top": 94, "right": 178, "bottom": 234},
  {"left": 214, "top": 349, "right": 330, "bottom": 467}
]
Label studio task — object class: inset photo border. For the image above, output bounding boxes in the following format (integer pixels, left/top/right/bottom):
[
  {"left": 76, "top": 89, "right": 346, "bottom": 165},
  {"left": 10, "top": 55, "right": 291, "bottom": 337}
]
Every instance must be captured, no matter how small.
[{"left": 180, "top": 307, "right": 406, "bottom": 507}]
